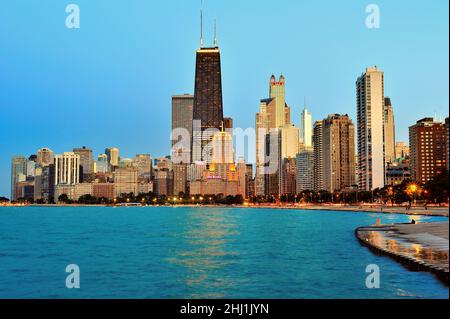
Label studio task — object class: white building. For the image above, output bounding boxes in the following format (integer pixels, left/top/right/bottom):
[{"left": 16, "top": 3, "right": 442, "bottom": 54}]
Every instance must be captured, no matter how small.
[
  {"left": 356, "top": 66, "right": 385, "bottom": 191},
  {"left": 299, "top": 106, "right": 312, "bottom": 148},
  {"left": 55, "top": 152, "right": 80, "bottom": 186}
]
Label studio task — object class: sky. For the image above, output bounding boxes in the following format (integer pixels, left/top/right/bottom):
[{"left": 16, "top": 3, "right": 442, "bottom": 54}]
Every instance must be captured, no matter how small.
[{"left": 0, "top": 0, "right": 448, "bottom": 197}]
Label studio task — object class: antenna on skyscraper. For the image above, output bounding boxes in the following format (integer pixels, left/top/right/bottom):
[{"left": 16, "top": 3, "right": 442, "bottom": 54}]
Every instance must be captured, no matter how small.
[
  {"left": 214, "top": 19, "right": 218, "bottom": 47},
  {"left": 200, "top": 0, "right": 204, "bottom": 48}
]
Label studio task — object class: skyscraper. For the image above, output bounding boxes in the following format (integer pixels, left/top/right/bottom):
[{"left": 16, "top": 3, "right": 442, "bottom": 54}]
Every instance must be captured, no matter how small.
[
  {"left": 211, "top": 130, "right": 234, "bottom": 164},
  {"left": 54, "top": 152, "right": 80, "bottom": 186},
  {"left": 133, "top": 154, "right": 152, "bottom": 177},
  {"left": 356, "top": 66, "right": 385, "bottom": 191},
  {"left": 11, "top": 156, "right": 27, "bottom": 200},
  {"left": 269, "top": 75, "right": 290, "bottom": 128},
  {"left": 172, "top": 94, "right": 194, "bottom": 162},
  {"left": 384, "top": 97, "right": 396, "bottom": 164},
  {"left": 191, "top": 36, "right": 224, "bottom": 163},
  {"left": 280, "top": 124, "right": 299, "bottom": 159},
  {"left": 312, "top": 121, "right": 324, "bottom": 191},
  {"left": 409, "top": 118, "right": 447, "bottom": 183},
  {"left": 105, "top": 147, "right": 120, "bottom": 168},
  {"left": 73, "top": 146, "right": 94, "bottom": 182},
  {"left": 296, "top": 148, "right": 314, "bottom": 192},
  {"left": 322, "top": 114, "right": 356, "bottom": 192},
  {"left": 37, "top": 148, "right": 54, "bottom": 167},
  {"left": 299, "top": 105, "right": 312, "bottom": 148},
  {"left": 255, "top": 75, "right": 293, "bottom": 196}
]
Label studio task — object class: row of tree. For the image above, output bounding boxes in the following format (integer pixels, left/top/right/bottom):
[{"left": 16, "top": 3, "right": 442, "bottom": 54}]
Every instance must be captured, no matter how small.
[
  {"left": 251, "top": 171, "right": 449, "bottom": 205},
  {"left": 9, "top": 170, "right": 449, "bottom": 206}
]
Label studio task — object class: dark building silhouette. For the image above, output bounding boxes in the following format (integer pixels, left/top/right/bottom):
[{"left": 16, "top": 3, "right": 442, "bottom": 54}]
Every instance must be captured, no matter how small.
[{"left": 192, "top": 45, "right": 224, "bottom": 163}]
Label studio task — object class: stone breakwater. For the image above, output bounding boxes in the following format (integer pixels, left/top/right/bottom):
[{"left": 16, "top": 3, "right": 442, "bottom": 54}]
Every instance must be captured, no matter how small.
[{"left": 356, "top": 222, "right": 449, "bottom": 285}]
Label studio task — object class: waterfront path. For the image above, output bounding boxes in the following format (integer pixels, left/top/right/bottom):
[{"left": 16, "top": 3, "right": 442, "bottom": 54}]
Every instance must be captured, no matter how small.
[{"left": 356, "top": 222, "right": 449, "bottom": 284}]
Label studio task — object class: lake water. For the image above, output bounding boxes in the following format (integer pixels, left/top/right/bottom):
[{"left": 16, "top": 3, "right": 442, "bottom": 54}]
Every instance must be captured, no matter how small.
[{"left": 0, "top": 206, "right": 448, "bottom": 299}]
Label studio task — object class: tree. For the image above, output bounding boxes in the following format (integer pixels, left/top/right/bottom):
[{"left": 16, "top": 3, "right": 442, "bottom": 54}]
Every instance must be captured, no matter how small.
[
  {"left": 0, "top": 196, "right": 9, "bottom": 203},
  {"left": 58, "top": 193, "right": 70, "bottom": 204},
  {"left": 424, "top": 170, "right": 449, "bottom": 204}
]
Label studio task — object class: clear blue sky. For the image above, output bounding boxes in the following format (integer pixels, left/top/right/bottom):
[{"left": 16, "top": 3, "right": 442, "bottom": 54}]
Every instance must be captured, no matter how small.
[{"left": 0, "top": 0, "right": 448, "bottom": 197}]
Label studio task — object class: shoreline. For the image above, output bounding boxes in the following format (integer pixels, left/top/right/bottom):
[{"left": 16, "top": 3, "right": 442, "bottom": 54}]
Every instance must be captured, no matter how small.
[
  {"left": 2, "top": 203, "right": 448, "bottom": 217},
  {"left": 356, "top": 222, "right": 449, "bottom": 285}
]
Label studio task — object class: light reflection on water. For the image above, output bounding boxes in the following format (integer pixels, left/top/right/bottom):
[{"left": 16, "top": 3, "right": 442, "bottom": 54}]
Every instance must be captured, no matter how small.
[
  {"left": 166, "top": 208, "right": 239, "bottom": 298},
  {"left": 362, "top": 229, "right": 449, "bottom": 270}
]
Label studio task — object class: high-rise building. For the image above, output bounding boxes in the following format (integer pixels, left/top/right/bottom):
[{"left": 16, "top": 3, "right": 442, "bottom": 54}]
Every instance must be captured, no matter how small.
[
  {"left": 395, "top": 142, "right": 410, "bottom": 160},
  {"left": 223, "top": 117, "right": 233, "bottom": 130},
  {"left": 322, "top": 114, "right": 356, "bottom": 192},
  {"left": 446, "top": 117, "right": 449, "bottom": 171},
  {"left": 409, "top": 118, "right": 448, "bottom": 183},
  {"left": 173, "top": 164, "right": 188, "bottom": 195},
  {"left": 133, "top": 154, "right": 152, "bottom": 177},
  {"left": 54, "top": 152, "right": 80, "bottom": 186},
  {"left": 105, "top": 147, "right": 119, "bottom": 169},
  {"left": 73, "top": 146, "right": 94, "bottom": 182},
  {"left": 296, "top": 148, "right": 314, "bottom": 192},
  {"left": 264, "top": 131, "right": 282, "bottom": 196},
  {"left": 96, "top": 154, "right": 109, "bottom": 173},
  {"left": 11, "top": 156, "right": 27, "bottom": 200},
  {"left": 36, "top": 148, "right": 54, "bottom": 167},
  {"left": 172, "top": 94, "right": 194, "bottom": 162},
  {"left": 211, "top": 130, "right": 234, "bottom": 164},
  {"left": 280, "top": 124, "right": 299, "bottom": 160},
  {"left": 384, "top": 97, "right": 396, "bottom": 164},
  {"left": 255, "top": 75, "right": 292, "bottom": 196},
  {"left": 269, "top": 75, "right": 290, "bottom": 128},
  {"left": 281, "top": 157, "right": 297, "bottom": 195},
  {"left": 26, "top": 155, "right": 37, "bottom": 178},
  {"left": 356, "top": 66, "right": 385, "bottom": 190},
  {"left": 191, "top": 32, "right": 224, "bottom": 163},
  {"left": 255, "top": 99, "right": 273, "bottom": 196},
  {"left": 312, "top": 121, "right": 324, "bottom": 191},
  {"left": 114, "top": 166, "right": 138, "bottom": 197},
  {"left": 299, "top": 105, "right": 312, "bottom": 148}
]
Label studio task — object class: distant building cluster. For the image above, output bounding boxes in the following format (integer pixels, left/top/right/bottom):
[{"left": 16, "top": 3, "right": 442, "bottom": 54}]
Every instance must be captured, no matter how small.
[{"left": 9, "top": 28, "right": 450, "bottom": 203}]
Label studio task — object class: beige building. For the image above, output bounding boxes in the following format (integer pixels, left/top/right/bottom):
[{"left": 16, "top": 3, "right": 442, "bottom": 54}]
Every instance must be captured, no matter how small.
[
  {"left": 395, "top": 141, "right": 410, "bottom": 160},
  {"left": 322, "top": 114, "right": 356, "bottom": 192},
  {"left": 188, "top": 163, "right": 245, "bottom": 197},
  {"left": 356, "top": 66, "right": 385, "bottom": 190},
  {"left": 255, "top": 75, "right": 292, "bottom": 196},
  {"left": 384, "top": 97, "right": 396, "bottom": 164},
  {"left": 114, "top": 166, "right": 138, "bottom": 196},
  {"left": 211, "top": 130, "right": 234, "bottom": 164},
  {"left": 37, "top": 148, "right": 54, "bottom": 167},
  {"left": 280, "top": 124, "right": 299, "bottom": 160},
  {"left": 105, "top": 147, "right": 120, "bottom": 168}
]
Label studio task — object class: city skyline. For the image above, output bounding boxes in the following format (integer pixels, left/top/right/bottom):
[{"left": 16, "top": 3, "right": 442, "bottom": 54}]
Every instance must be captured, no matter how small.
[{"left": 1, "top": 0, "right": 449, "bottom": 197}]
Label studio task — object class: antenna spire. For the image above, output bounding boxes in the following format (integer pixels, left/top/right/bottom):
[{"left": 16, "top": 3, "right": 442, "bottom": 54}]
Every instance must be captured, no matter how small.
[
  {"left": 200, "top": 1, "right": 204, "bottom": 48},
  {"left": 214, "top": 19, "right": 218, "bottom": 47}
]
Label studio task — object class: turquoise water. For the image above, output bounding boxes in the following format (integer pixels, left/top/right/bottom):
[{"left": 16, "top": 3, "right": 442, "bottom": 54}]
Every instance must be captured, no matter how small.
[{"left": 0, "top": 206, "right": 448, "bottom": 299}]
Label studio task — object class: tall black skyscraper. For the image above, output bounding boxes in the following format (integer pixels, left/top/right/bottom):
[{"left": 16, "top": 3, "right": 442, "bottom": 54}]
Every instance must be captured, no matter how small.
[{"left": 191, "top": 17, "right": 224, "bottom": 163}]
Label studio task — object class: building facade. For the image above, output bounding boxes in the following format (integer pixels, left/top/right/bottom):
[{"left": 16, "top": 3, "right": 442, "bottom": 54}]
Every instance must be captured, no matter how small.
[
  {"left": 384, "top": 97, "right": 396, "bottom": 164},
  {"left": 322, "top": 114, "right": 356, "bottom": 192},
  {"left": 356, "top": 66, "right": 385, "bottom": 190},
  {"left": 409, "top": 118, "right": 448, "bottom": 183}
]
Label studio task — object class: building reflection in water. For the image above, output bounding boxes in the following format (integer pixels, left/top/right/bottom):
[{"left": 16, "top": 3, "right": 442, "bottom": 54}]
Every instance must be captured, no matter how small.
[
  {"left": 363, "top": 229, "right": 449, "bottom": 268},
  {"left": 166, "top": 208, "right": 240, "bottom": 298}
]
